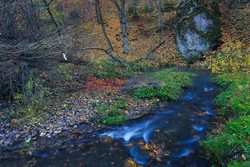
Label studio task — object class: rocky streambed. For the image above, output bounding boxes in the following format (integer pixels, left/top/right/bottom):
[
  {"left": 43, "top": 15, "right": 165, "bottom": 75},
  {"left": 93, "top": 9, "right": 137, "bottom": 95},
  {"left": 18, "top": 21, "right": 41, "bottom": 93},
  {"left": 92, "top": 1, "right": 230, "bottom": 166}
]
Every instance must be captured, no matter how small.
[
  {"left": 0, "top": 69, "right": 218, "bottom": 167},
  {"left": 0, "top": 75, "right": 153, "bottom": 160}
]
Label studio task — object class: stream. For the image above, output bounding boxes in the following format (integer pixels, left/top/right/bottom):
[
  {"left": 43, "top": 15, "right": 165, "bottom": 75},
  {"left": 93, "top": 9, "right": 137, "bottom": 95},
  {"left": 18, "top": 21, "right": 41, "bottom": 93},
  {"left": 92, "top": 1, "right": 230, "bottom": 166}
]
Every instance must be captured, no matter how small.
[{"left": 1, "top": 70, "right": 218, "bottom": 167}]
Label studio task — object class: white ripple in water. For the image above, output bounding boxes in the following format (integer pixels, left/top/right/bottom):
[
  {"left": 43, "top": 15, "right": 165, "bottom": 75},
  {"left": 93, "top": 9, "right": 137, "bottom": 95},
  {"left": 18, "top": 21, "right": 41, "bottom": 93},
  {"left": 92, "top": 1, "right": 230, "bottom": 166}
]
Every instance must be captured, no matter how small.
[
  {"left": 204, "top": 106, "right": 215, "bottom": 116},
  {"left": 204, "top": 87, "right": 215, "bottom": 92},
  {"left": 100, "top": 117, "right": 161, "bottom": 143},
  {"left": 177, "top": 136, "right": 201, "bottom": 145},
  {"left": 183, "top": 92, "right": 196, "bottom": 100},
  {"left": 192, "top": 125, "right": 205, "bottom": 132},
  {"left": 173, "top": 148, "right": 193, "bottom": 158}
]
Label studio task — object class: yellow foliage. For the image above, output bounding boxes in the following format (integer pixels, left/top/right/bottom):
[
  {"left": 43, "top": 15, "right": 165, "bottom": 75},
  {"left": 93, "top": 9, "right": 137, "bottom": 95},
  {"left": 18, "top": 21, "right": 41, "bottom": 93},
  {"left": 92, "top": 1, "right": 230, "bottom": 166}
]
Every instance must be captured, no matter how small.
[
  {"left": 208, "top": 40, "right": 250, "bottom": 73},
  {"left": 125, "top": 158, "right": 139, "bottom": 167}
]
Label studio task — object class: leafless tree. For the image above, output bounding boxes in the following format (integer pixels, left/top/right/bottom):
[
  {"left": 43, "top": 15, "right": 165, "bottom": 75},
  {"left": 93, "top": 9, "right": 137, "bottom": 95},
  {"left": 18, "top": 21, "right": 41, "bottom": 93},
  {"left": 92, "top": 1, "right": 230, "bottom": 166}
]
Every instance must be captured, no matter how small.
[
  {"left": 95, "top": 0, "right": 114, "bottom": 52},
  {"left": 111, "top": 0, "right": 130, "bottom": 54}
]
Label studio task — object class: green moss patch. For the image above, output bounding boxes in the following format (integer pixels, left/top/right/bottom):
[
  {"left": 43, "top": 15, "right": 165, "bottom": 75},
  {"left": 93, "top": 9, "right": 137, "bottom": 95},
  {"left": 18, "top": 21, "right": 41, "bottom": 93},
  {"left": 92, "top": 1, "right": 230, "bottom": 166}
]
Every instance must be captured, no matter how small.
[
  {"left": 133, "top": 68, "right": 196, "bottom": 101},
  {"left": 96, "top": 99, "right": 129, "bottom": 125}
]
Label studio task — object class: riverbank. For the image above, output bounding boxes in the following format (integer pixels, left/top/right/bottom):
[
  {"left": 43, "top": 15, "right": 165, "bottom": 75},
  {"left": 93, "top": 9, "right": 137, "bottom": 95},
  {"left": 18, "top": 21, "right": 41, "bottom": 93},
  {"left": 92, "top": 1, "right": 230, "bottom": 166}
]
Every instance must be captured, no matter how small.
[
  {"left": 0, "top": 68, "right": 195, "bottom": 160},
  {"left": 200, "top": 3, "right": 250, "bottom": 166},
  {"left": 1, "top": 69, "right": 218, "bottom": 167},
  {"left": 201, "top": 73, "right": 250, "bottom": 166}
]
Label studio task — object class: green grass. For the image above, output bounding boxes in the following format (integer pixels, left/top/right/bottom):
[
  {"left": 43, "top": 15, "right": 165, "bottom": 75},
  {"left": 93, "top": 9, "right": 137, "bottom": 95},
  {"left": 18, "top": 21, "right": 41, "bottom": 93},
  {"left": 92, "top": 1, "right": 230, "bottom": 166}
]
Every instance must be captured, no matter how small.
[
  {"left": 202, "top": 116, "right": 250, "bottom": 164},
  {"left": 96, "top": 99, "right": 129, "bottom": 125},
  {"left": 213, "top": 73, "right": 250, "bottom": 116},
  {"left": 96, "top": 59, "right": 133, "bottom": 79},
  {"left": 96, "top": 59, "right": 153, "bottom": 79},
  {"left": 202, "top": 73, "right": 250, "bottom": 166},
  {"left": 227, "top": 160, "right": 250, "bottom": 167},
  {"left": 133, "top": 68, "right": 196, "bottom": 100}
]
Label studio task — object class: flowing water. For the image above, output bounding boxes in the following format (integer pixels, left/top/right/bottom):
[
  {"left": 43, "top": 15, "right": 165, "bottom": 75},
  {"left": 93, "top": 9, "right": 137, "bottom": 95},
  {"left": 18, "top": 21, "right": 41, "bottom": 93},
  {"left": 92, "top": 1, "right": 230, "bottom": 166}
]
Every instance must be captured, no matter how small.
[{"left": 1, "top": 70, "right": 218, "bottom": 167}]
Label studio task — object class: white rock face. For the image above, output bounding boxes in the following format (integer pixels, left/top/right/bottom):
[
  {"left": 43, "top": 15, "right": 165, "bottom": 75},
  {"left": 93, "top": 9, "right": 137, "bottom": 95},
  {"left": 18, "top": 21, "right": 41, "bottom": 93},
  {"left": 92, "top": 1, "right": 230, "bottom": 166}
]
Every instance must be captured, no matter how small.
[
  {"left": 194, "top": 13, "right": 213, "bottom": 32},
  {"left": 176, "top": 1, "right": 221, "bottom": 63},
  {"left": 176, "top": 29, "right": 210, "bottom": 61}
]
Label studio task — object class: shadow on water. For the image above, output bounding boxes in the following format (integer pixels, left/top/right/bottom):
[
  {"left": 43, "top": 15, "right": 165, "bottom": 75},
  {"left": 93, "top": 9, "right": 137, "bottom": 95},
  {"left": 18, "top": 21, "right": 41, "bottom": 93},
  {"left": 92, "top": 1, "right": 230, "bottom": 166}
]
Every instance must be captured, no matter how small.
[{"left": 1, "top": 70, "right": 218, "bottom": 167}]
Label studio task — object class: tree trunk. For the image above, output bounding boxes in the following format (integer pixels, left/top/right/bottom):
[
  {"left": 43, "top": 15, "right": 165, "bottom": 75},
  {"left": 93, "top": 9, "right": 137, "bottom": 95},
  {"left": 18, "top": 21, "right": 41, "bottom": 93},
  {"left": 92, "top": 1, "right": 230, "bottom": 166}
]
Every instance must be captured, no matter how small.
[
  {"left": 29, "top": 0, "right": 40, "bottom": 32},
  {"left": 120, "top": 0, "right": 129, "bottom": 54},
  {"left": 62, "top": 0, "right": 67, "bottom": 26},
  {"left": 42, "top": 0, "right": 59, "bottom": 29},
  {"left": 157, "top": 0, "right": 163, "bottom": 33},
  {"left": 3, "top": 1, "right": 18, "bottom": 39},
  {"left": 89, "top": 0, "right": 93, "bottom": 19},
  {"left": 95, "top": 0, "right": 114, "bottom": 52}
]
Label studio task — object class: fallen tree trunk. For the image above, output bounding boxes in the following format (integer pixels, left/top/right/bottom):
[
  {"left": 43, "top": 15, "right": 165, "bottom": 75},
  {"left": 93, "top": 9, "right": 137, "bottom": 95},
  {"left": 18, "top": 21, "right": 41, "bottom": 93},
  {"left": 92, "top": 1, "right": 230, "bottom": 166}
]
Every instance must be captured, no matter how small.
[{"left": 147, "top": 40, "right": 166, "bottom": 59}]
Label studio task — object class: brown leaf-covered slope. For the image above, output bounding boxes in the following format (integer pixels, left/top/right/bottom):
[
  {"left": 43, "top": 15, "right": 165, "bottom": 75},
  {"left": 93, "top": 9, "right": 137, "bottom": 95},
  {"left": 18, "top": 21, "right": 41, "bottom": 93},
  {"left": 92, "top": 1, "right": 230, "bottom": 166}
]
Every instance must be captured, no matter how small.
[{"left": 74, "top": 0, "right": 186, "bottom": 67}]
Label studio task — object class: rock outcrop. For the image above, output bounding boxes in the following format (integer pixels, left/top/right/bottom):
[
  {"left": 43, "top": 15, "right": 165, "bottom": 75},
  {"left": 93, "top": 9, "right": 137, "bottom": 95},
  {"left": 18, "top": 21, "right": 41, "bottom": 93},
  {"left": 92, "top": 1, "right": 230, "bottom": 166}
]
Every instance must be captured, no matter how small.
[{"left": 176, "top": 1, "right": 221, "bottom": 63}]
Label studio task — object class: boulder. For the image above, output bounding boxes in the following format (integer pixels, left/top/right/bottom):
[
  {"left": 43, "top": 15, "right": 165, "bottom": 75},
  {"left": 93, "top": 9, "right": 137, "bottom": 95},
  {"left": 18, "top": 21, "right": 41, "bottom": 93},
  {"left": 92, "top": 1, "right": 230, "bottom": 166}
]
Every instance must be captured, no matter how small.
[{"left": 176, "top": 1, "right": 221, "bottom": 63}]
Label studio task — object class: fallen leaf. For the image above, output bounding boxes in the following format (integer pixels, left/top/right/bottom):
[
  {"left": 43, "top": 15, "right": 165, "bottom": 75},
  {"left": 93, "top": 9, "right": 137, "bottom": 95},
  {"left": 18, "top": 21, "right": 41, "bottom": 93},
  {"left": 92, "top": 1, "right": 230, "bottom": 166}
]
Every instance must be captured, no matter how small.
[
  {"left": 72, "top": 130, "right": 79, "bottom": 135},
  {"left": 242, "top": 154, "right": 247, "bottom": 161},
  {"left": 11, "top": 119, "right": 18, "bottom": 124},
  {"left": 155, "top": 149, "right": 162, "bottom": 155},
  {"left": 125, "top": 158, "right": 137, "bottom": 167},
  {"left": 123, "top": 110, "right": 129, "bottom": 115},
  {"left": 144, "top": 144, "right": 150, "bottom": 150}
]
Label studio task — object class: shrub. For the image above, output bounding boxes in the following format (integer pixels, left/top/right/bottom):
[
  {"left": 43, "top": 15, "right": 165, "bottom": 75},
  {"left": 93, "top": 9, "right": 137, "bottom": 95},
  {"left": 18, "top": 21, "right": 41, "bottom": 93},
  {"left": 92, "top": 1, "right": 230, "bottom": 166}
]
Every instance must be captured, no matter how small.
[
  {"left": 127, "top": 5, "right": 140, "bottom": 19},
  {"left": 141, "top": 5, "right": 154, "bottom": 14},
  {"left": 6, "top": 63, "right": 76, "bottom": 122},
  {"left": 129, "top": 59, "right": 153, "bottom": 73},
  {"left": 209, "top": 40, "right": 250, "bottom": 73},
  {"left": 54, "top": 11, "right": 65, "bottom": 25},
  {"left": 13, "top": 74, "right": 51, "bottom": 104},
  {"left": 95, "top": 59, "right": 153, "bottom": 79},
  {"left": 96, "top": 59, "right": 134, "bottom": 79},
  {"left": 53, "top": 63, "right": 74, "bottom": 82},
  {"left": 9, "top": 75, "right": 52, "bottom": 123}
]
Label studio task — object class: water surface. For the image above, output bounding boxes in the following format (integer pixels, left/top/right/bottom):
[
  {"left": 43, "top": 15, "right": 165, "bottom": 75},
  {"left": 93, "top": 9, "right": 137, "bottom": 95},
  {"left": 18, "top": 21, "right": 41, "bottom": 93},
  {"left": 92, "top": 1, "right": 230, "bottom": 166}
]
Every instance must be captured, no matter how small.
[{"left": 1, "top": 70, "right": 218, "bottom": 167}]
